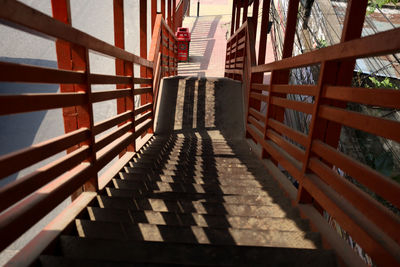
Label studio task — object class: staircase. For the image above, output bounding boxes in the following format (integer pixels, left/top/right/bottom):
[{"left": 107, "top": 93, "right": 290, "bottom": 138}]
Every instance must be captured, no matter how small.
[{"left": 31, "top": 77, "right": 337, "bottom": 266}]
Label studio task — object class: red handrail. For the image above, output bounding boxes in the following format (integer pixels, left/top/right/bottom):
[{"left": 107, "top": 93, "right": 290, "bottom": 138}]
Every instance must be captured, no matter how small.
[
  {"left": 225, "top": 3, "right": 400, "bottom": 266},
  {"left": 0, "top": 0, "right": 184, "bottom": 255}
]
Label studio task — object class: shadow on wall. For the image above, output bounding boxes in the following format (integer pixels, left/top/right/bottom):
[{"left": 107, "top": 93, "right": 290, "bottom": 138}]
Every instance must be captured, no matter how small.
[{"left": 0, "top": 57, "right": 60, "bottom": 186}]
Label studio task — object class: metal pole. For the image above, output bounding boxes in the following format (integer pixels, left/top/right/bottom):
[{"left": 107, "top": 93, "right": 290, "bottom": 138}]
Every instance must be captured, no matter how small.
[{"left": 197, "top": 0, "right": 200, "bottom": 17}]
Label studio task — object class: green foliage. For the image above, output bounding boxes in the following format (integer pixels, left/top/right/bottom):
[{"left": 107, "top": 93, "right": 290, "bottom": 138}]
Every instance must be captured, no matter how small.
[
  {"left": 368, "top": 76, "right": 398, "bottom": 89},
  {"left": 367, "top": 0, "right": 399, "bottom": 14},
  {"left": 316, "top": 38, "right": 328, "bottom": 49}
]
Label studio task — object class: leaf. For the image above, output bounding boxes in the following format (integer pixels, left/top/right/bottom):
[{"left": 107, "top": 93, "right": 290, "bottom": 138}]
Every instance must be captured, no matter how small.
[{"left": 374, "top": 152, "right": 393, "bottom": 177}]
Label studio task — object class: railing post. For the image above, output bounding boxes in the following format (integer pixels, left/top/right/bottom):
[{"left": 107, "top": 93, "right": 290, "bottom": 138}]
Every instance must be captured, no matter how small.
[
  {"left": 168, "top": 0, "right": 172, "bottom": 29},
  {"left": 235, "top": 1, "right": 241, "bottom": 31},
  {"left": 52, "top": 0, "right": 98, "bottom": 198},
  {"left": 252, "top": 0, "right": 259, "bottom": 35},
  {"left": 242, "top": 0, "right": 248, "bottom": 23},
  {"left": 151, "top": 0, "right": 157, "bottom": 33},
  {"left": 51, "top": 0, "right": 77, "bottom": 152},
  {"left": 173, "top": 0, "right": 176, "bottom": 31},
  {"left": 261, "top": 0, "right": 299, "bottom": 159},
  {"left": 140, "top": 0, "right": 150, "bottom": 114},
  {"left": 258, "top": 0, "right": 271, "bottom": 65},
  {"left": 113, "top": 0, "right": 134, "bottom": 154},
  {"left": 230, "top": 0, "right": 236, "bottom": 36},
  {"left": 297, "top": 0, "right": 368, "bottom": 204},
  {"left": 161, "top": 0, "right": 166, "bottom": 19},
  {"left": 244, "top": 18, "right": 259, "bottom": 137}
]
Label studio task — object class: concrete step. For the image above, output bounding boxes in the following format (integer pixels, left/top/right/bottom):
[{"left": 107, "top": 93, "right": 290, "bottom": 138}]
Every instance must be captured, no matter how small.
[
  {"left": 130, "top": 160, "right": 262, "bottom": 170},
  {"left": 84, "top": 207, "right": 310, "bottom": 232},
  {"left": 136, "top": 154, "right": 255, "bottom": 165},
  {"left": 123, "top": 166, "right": 258, "bottom": 179},
  {"left": 110, "top": 178, "right": 276, "bottom": 196},
  {"left": 128, "top": 161, "right": 262, "bottom": 172},
  {"left": 118, "top": 172, "right": 265, "bottom": 187},
  {"left": 94, "top": 196, "right": 297, "bottom": 217},
  {"left": 73, "top": 219, "right": 321, "bottom": 249},
  {"left": 39, "top": 255, "right": 181, "bottom": 267},
  {"left": 58, "top": 236, "right": 336, "bottom": 266},
  {"left": 101, "top": 189, "right": 286, "bottom": 205}
]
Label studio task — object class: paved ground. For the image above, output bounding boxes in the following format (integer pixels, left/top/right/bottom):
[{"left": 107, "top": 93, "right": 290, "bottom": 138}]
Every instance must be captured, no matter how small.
[{"left": 179, "top": 0, "right": 275, "bottom": 79}]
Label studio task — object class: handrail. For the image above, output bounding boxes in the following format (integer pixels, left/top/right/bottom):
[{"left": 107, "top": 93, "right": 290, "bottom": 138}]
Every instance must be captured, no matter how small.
[
  {"left": 0, "top": 0, "right": 182, "bottom": 255},
  {"left": 226, "top": 4, "right": 400, "bottom": 266}
]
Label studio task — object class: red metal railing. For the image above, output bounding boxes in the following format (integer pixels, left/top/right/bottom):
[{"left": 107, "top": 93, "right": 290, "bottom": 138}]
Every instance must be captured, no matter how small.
[
  {"left": 0, "top": 0, "right": 187, "bottom": 255},
  {"left": 226, "top": 1, "right": 400, "bottom": 266}
]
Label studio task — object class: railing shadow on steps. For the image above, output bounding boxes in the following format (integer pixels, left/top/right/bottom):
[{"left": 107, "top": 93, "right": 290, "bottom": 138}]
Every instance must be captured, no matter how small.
[
  {"left": 127, "top": 75, "right": 321, "bottom": 254},
  {"left": 224, "top": 8, "right": 400, "bottom": 267},
  {"left": 0, "top": 0, "right": 188, "bottom": 265}
]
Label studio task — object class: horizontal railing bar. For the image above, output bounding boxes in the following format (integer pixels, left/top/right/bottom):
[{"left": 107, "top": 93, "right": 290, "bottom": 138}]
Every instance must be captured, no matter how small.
[
  {"left": 323, "top": 86, "right": 400, "bottom": 109},
  {"left": 93, "top": 111, "right": 132, "bottom": 135},
  {"left": 227, "top": 21, "right": 247, "bottom": 43},
  {"left": 236, "top": 56, "right": 244, "bottom": 62},
  {"left": 308, "top": 157, "right": 400, "bottom": 244},
  {"left": 0, "top": 93, "right": 86, "bottom": 116},
  {"left": 311, "top": 140, "right": 400, "bottom": 209},
  {"left": 133, "top": 77, "right": 153, "bottom": 84},
  {"left": 0, "top": 146, "right": 90, "bottom": 213},
  {"left": 0, "top": 62, "right": 134, "bottom": 85},
  {"left": 134, "top": 103, "right": 153, "bottom": 116},
  {"left": 268, "top": 118, "right": 308, "bottom": 147},
  {"left": 94, "top": 121, "right": 133, "bottom": 152},
  {"left": 0, "top": 61, "right": 85, "bottom": 84},
  {"left": 134, "top": 87, "right": 152, "bottom": 95},
  {"left": 225, "top": 69, "right": 242, "bottom": 74},
  {"left": 89, "top": 74, "right": 131, "bottom": 84},
  {"left": 92, "top": 89, "right": 131, "bottom": 103},
  {"left": 247, "top": 124, "right": 303, "bottom": 181},
  {"left": 272, "top": 85, "right": 317, "bottom": 96},
  {"left": 237, "top": 43, "right": 245, "bottom": 51},
  {"left": 318, "top": 105, "right": 400, "bottom": 143},
  {"left": 135, "top": 111, "right": 152, "bottom": 126},
  {"left": 252, "top": 27, "right": 400, "bottom": 73},
  {"left": 161, "top": 19, "right": 178, "bottom": 42},
  {"left": 237, "top": 35, "right": 246, "bottom": 45},
  {"left": 248, "top": 108, "right": 266, "bottom": 123},
  {"left": 250, "top": 92, "right": 268, "bottom": 102},
  {"left": 252, "top": 83, "right": 269, "bottom": 91},
  {"left": 271, "top": 97, "right": 314, "bottom": 114},
  {"left": 0, "top": 0, "right": 153, "bottom": 68},
  {"left": 266, "top": 129, "right": 305, "bottom": 163},
  {"left": 97, "top": 119, "right": 152, "bottom": 168},
  {"left": 0, "top": 128, "right": 90, "bottom": 180},
  {"left": 303, "top": 174, "right": 400, "bottom": 266},
  {"left": 248, "top": 116, "right": 265, "bottom": 133},
  {"left": 0, "top": 162, "right": 94, "bottom": 252}
]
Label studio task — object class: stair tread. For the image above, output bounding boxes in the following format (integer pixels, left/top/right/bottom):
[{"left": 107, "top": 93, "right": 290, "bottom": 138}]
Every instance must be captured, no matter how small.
[
  {"left": 39, "top": 255, "right": 183, "bottom": 267},
  {"left": 110, "top": 178, "right": 277, "bottom": 195},
  {"left": 118, "top": 172, "right": 267, "bottom": 187},
  {"left": 101, "top": 189, "right": 287, "bottom": 205},
  {"left": 84, "top": 206, "right": 310, "bottom": 231},
  {"left": 74, "top": 219, "right": 320, "bottom": 248},
  {"left": 94, "top": 195, "right": 297, "bottom": 217},
  {"left": 58, "top": 235, "right": 336, "bottom": 266}
]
